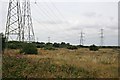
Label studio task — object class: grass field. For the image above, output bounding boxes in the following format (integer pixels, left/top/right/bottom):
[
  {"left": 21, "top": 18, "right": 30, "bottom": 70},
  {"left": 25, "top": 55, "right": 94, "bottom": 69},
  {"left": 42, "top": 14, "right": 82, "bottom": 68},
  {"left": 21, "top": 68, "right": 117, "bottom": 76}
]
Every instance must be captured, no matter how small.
[{"left": 2, "top": 48, "right": 119, "bottom": 78}]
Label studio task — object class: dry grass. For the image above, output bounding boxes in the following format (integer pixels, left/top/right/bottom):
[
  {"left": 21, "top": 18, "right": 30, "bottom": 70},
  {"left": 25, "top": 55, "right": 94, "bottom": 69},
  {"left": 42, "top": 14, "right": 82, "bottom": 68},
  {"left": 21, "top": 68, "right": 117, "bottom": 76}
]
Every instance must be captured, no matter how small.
[{"left": 2, "top": 48, "right": 119, "bottom": 78}]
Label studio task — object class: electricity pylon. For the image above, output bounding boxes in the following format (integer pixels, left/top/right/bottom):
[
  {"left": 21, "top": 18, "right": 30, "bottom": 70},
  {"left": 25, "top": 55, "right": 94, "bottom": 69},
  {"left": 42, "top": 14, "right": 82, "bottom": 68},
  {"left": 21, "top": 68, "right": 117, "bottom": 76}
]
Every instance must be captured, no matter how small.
[
  {"left": 5, "top": 0, "right": 22, "bottom": 42},
  {"left": 5, "top": 0, "right": 35, "bottom": 43},
  {"left": 48, "top": 37, "right": 50, "bottom": 43},
  {"left": 79, "top": 31, "right": 85, "bottom": 46},
  {"left": 22, "top": 0, "right": 35, "bottom": 43},
  {"left": 100, "top": 29, "right": 104, "bottom": 47}
]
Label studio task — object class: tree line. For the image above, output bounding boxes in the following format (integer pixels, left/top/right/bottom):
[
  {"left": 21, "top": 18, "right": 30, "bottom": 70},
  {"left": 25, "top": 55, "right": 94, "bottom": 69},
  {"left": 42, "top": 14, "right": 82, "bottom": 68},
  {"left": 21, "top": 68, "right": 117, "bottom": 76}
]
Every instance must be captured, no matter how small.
[{"left": 1, "top": 33, "right": 120, "bottom": 54}]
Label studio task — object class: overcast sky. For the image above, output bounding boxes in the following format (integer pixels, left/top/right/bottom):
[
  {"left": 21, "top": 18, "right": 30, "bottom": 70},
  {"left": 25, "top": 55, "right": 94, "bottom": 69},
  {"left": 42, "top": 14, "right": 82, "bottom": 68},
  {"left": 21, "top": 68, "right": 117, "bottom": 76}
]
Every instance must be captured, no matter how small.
[{"left": 0, "top": 0, "right": 119, "bottom": 46}]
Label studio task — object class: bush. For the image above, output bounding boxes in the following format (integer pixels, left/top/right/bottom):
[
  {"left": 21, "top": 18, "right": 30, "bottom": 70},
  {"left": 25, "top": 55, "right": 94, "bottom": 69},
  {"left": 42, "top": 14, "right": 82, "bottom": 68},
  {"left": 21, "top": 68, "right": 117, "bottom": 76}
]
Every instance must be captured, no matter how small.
[
  {"left": 44, "top": 43, "right": 56, "bottom": 50},
  {"left": 36, "top": 44, "right": 45, "bottom": 48},
  {"left": 7, "top": 43, "right": 18, "bottom": 49},
  {"left": 7, "top": 41, "right": 23, "bottom": 49},
  {"left": 35, "top": 42, "right": 45, "bottom": 48},
  {"left": 53, "top": 43, "right": 60, "bottom": 48},
  {"left": 89, "top": 44, "right": 99, "bottom": 51},
  {"left": 67, "top": 46, "right": 78, "bottom": 50},
  {"left": 44, "top": 46, "right": 56, "bottom": 50},
  {"left": 20, "top": 43, "right": 38, "bottom": 54},
  {"left": 60, "top": 42, "right": 67, "bottom": 48}
]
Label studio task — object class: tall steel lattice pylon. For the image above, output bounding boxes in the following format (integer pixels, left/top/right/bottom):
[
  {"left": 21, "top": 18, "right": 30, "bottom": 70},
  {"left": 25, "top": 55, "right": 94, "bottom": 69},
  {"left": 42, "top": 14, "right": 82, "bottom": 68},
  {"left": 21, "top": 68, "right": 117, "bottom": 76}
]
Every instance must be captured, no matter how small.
[
  {"left": 5, "top": 0, "right": 35, "bottom": 43},
  {"left": 100, "top": 29, "right": 104, "bottom": 47},
  {"left": 79, "top": 31, "right": 85, "bottom": 46},
  {"left": 5, "top": 0, "right": 22, "bottom": 42},
  {"left": 21, "top": 0, "right": 35, "bottom": 43}
]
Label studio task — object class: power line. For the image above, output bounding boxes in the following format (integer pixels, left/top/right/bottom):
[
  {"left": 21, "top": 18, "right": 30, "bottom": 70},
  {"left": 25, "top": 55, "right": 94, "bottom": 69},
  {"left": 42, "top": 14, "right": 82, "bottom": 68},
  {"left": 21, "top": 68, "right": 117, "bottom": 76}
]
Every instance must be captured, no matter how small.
[
  {"left": 32, "top": 2, "right": 73, "bottom": 37},
  {"left": 40, "top": 0, "right": 62, "bottom": 22},
  {"left": 41, "top": 0, "right": 69, "bottom": 30},
  {"left": 32, "top": 16, "right": 56, "bottom": 33},
  {"left": 32, "top": 2, "right": 66, "bottom": 32},
  {"left": 48, "top": 0, "right": 68, "bottom": 22},
  {"left": 36, "top": 2, "right": 69, "bottom": 29},
  {"left": 35, "top": 3, "right": 59, "bottom": 24},
  {"left": 31, "top": 1, "right": 73, "bottom": 42},
  {"left": 32, "top": 0, "right": 79, "bottom": 42},
  {"left": 30, "top": 4, "right": 57, "bottom": 33},
  {"left": 31, "top": 4, "right": 51, "bottom": 21}
]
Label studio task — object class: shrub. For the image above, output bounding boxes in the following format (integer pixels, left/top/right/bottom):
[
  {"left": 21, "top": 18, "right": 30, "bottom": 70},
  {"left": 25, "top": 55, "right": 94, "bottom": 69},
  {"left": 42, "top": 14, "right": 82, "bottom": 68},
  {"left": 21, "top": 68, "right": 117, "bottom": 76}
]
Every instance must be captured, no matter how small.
[
  {"left": 44, "top": 43, "right": 56, "bottom": 50},
  {"left": 36, "top": 44, "right": 45, "bottom": 48},
  {"left": 7, "top": 41, "right": 23, "bottom": 49},
  {"left": 89, "top": 44, "right": 99, "bottom": 51},
  {"left": 7, "top": 43, "right": 18, "bottom": 49},
  {"left": 67, "top": 46, "right": 78, "bottom": 50},
  {"left": 60, "top": 42, "right": 67, "bottom": 48},
  {"left": 36, "top": 42, "right": 45, "bottom": 48},
  {"left": 44, "top": 46, "right": 56, "bottom": 50},
  {"left": 20, "top": 43, "right": 38, "bottom": 54},
  {"left": 53, "top": 43, "right": 60, "bottom": 48},
  {"left": 78, "top": 45, "right": 83, "bottom": 47}
]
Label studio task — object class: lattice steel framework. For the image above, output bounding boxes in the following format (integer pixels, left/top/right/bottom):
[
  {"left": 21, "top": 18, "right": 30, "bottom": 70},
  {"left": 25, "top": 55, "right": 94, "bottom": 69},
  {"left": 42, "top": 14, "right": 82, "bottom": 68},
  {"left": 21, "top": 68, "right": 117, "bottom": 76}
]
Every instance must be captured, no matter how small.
[
  {"left": 5, "top": 0, "right": 22, "bottom": 42},
  {"left": 100, "top": 29, "right": 104, "bottom": 47},
  {"left": 5, "top": 0, "right": 35, "bottom": 43},
  {"left": 80, "top": 31, "right": 84, "bottom": 46},
  {"left": 22, "top": 0, "right": 35, "bottom": 43}
]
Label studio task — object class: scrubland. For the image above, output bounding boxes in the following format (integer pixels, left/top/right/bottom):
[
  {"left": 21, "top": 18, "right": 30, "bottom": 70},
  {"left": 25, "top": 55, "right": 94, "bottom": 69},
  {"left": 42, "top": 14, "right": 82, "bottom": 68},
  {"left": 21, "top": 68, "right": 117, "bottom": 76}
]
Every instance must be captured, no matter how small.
[{"left": 2, "top": 48, "right": 119, "bottom": 78}]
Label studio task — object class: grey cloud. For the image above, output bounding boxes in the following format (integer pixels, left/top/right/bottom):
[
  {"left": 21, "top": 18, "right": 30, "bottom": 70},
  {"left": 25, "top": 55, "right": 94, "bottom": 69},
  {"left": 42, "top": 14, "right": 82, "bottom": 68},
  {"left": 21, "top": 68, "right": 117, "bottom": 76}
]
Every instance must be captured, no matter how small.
[
  {"left": 109, "top": 17, "right": 114, "bottom": 21},
  {"left": 67, "top": 24, "right": 101, "bottom": 31},
  {"left": 83, "top": 12, "right": 97, "bottom": 18},
  {"left": 38, "top": 20, "right": 67, "bottom": 25},
  {"left": 106, "top": 25, "right": 118, "bottom": 30}
]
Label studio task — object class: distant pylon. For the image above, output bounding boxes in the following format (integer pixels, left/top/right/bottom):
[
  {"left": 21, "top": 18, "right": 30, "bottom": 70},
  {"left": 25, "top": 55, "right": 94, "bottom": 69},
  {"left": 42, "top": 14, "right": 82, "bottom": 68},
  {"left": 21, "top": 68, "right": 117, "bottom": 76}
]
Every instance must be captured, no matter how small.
[
  {"left": 48, "top": 37, "right": 50, "bottom": 43},
  {"left": 22, "top": 0, "right": 35, "bottom": 43},
  {"left": 5, "top": 0, "right": 22, "bottom": 42},
  {"left": 79, "top": 30, "right": 85, "bottom": 46},
  {"left": 100, "top": 29, "right": 104, "bottom": 47}
]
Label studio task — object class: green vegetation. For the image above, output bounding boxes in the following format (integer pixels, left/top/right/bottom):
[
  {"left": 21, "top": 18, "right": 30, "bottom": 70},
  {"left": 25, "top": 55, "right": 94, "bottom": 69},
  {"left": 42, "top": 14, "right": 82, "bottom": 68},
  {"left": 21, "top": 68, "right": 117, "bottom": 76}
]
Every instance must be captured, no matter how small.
[
  {"left": 53, "top": 43, "right": 60, "bottom": 48},
  {"left": 34, "top": 42, "right": 78, "bottom": 50},
  {"left": 89, "top": 44, "right": 99, "bottom": 51},
  {"left": 2, "top": 55, "right": 97, "bottom": 78},
  {"left": 1, "top": 33, "right": 6, "bottom": 51},
  {"left": 3, "top": 48, "right": 118, "bottom": 78},
  {"left": 44, "top": 42, "right": 56, "bottom": 50},
  {"left": 7, "top": 41, "right": 23, "bottom": 49},
  {"left": 35, "top": 42, "right": 45, "bottom": 48},
  {"left": 4, "top": 41, "right": 119, "bottom": 51},
  {"left": 20, "top": 43, "right": 38, "bottom": 54},
  {"left": 44, "top": 46, "right": 56, "bottom": 50},
  {"left": 67, "top": 45, "right": 78, "bottom": 50},
  {"left": 3, "top": 55, "right": 28, "bottom": 78}
]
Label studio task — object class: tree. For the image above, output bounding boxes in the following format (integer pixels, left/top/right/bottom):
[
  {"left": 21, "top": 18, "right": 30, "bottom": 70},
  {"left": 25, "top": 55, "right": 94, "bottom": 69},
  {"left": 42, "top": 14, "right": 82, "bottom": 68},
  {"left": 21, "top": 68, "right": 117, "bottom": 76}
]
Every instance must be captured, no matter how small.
[
  {"left": 36, "top": 42, "right": 45, "bottom": 48},
  {"left": 53, "top": 43, "right": 60, "bottom": 48},
  {"left": 67, "top": 46, "right": 78, "bottom": 50},
  {"left": 89, "top": 44, "right": 99, "bottom": 51},
  {"left": 60, "top": 42, "right": 66, "bottom": 48}
]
